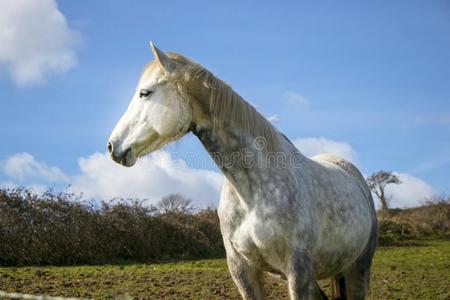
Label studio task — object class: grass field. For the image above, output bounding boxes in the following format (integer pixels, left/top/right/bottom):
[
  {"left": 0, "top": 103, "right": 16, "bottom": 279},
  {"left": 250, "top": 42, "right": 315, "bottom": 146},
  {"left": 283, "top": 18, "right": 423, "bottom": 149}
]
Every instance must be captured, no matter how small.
[{"left": 0, "top": 240, "right": 449, "bottom": 300}]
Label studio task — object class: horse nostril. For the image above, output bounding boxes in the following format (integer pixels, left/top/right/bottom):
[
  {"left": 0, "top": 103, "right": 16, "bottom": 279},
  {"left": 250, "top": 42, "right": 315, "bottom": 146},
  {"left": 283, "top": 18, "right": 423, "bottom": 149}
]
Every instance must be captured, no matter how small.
[{"left": 107, "top": 141, "right": 113, "bottom": 154}]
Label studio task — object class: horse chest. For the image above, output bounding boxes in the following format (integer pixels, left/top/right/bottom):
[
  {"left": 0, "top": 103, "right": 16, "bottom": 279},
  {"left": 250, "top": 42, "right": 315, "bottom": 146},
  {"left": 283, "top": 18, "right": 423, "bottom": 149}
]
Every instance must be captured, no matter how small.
[{"left": 222, "top": 208, "right": 290, "bottom": 270}]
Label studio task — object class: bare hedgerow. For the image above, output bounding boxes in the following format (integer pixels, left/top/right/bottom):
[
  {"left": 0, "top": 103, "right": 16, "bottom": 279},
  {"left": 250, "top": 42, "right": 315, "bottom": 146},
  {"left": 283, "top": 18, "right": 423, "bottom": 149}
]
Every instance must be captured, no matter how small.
[
  {"left": 377, "top": 195, "right": 450, "bottom": 245},
  {"left": 0, "top": 188, "right": 224, "bottom": 266},
  {"left": 1, "top": 187, "right": 447, "bottom": 265}
]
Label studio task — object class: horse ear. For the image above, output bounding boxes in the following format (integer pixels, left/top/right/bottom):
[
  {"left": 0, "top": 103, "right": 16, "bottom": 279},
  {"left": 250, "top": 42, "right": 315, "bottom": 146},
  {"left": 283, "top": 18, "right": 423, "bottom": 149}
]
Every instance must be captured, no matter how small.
[{"left": 149, "top": 42, "right": 175, "bottom": 72}]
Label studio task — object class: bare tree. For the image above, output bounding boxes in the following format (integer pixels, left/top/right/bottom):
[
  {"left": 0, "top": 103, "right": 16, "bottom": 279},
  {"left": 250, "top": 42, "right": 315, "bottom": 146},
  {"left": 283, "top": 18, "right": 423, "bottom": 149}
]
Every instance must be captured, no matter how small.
[
  {"left": 157, "top": 193, "right": 194, "bottom": 214},
  {"left": 366, "top": 171, "right": 401, "bottom": 210}
]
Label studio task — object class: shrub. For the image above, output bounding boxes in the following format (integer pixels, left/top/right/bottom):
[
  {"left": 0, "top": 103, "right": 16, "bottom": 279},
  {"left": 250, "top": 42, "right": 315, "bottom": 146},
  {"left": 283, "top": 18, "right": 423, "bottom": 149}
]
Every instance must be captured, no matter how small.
[
  {"left": 0, "top": 188, "right": 224, "bottom": 266},
  {"left": 1, "top": 187, "right": 448, "bottom": 265},
  {"left": 377, "top": 196, "right": 450, "bottom": 245}
]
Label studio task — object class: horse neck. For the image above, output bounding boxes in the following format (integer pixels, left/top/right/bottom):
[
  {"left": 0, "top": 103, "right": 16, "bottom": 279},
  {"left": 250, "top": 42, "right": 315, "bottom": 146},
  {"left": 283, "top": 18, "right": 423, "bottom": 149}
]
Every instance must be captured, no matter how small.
[
  {"left": 185, "top": 72, "right": 302, "bottom": 203},
  {"left": 191, "top": 121, "right": 269, "bottom": 200},
  {"left": 190, "top": 117, "right": 304, "bottom": 207}
]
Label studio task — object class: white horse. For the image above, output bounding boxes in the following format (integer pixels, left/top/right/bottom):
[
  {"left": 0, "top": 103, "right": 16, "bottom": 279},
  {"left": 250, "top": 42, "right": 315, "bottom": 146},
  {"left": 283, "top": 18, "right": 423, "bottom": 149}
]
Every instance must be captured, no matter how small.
[{"left": 108, "top": 44, "right": 378, "bottom": 300}]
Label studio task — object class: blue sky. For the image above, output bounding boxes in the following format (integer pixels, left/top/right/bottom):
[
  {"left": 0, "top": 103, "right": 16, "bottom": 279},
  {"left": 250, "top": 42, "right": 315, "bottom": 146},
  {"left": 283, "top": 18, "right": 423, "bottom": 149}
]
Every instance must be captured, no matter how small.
[{"left": 0, "top": 0, "right": 449, "bottom": 207}]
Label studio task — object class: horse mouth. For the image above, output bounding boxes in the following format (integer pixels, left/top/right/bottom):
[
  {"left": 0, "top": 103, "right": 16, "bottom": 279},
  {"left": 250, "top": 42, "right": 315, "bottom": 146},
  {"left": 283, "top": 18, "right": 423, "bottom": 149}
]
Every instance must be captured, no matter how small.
[
  {"left": 110, "top": 131, "right": 164, "bottom": 167},
  {"left": 112, "top": 147, "right": 136, "bottom": 167}
]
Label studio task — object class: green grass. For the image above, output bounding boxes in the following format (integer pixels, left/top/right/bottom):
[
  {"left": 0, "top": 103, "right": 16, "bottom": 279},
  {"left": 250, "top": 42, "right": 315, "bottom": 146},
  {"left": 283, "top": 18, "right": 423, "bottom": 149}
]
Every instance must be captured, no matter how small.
[{"left": 0, "top": 240, "right": 449, "bottom": 299}]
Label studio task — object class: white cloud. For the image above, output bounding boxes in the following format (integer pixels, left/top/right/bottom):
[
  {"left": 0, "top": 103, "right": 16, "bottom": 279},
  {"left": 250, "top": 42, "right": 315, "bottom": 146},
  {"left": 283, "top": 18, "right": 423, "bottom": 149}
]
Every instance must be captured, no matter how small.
[
  {"left": 284, "top": 91, "right": 309, "bottom": 107},
  {"left": 0, "top": 0, "right": 80, "bottom": 85},
  {"left": 0, "top": 180, "right": 48, "bottom": 196},
  {"left": 290, "top": 138, "right": 434, "bottom": 208},
  {"left": 68, "top": 151, "right": 223, "bottom": 208},
  {"left": 0, "top": 151, "right": 437, "bottom": 210},
  {"left": 2, "top": 152, "right": 68, "bottom": 182},
  {"left": 267, "top": 114, "right": 279, "bottom": 122},
  {"left": 383, "top": 172, "right": 435, "bottom": 208},
  {"left": 1, "top": 151, "right": 223, "bottom": 207},
  {"left": 293, "top": 137, "right": 356, "bottom": 162}
]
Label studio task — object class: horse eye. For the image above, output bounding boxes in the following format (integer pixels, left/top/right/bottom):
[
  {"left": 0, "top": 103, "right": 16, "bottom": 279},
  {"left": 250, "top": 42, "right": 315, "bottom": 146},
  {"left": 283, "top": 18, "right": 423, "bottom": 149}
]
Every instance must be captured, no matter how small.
[{"left": 139, "top": 89, "right": 152, "bottom": 99}]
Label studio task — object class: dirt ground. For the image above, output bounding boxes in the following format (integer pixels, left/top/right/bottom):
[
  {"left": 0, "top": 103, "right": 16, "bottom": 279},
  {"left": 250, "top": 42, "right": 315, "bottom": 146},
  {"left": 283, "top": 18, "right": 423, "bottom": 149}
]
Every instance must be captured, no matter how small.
[{"left": 0, "top": 240, "right": 449, "bottom": 299}]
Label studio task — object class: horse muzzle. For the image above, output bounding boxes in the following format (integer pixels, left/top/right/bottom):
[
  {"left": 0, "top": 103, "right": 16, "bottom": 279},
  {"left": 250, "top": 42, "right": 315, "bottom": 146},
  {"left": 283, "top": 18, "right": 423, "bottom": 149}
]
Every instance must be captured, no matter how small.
[{"left": 107, "top": 141, "right": 136, "bottom": 167}]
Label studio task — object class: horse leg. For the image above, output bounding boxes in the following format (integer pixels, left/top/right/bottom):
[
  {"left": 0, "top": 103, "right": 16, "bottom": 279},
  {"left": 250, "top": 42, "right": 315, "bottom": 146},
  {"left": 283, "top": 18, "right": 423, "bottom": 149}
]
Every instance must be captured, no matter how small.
[
  {"left": 287, "top": 250, "right": 328, "bottom": 300},
  {"left": 226, "top": 246, "right": 264, "bottom": 300},
  {"left": 342, "top": 228, "right": 377, "bottom": 300}
]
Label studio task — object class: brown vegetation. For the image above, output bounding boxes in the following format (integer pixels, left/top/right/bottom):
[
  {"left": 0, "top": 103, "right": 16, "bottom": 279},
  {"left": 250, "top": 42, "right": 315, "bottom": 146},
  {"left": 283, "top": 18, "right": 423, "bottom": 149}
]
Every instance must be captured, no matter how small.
[
  {"left": 0, "top": 188, "right": 448, "bottom": 266},
  {"left": 377, "top": 196, "right": 450, "bottom": 245},
  {"left": 0, "top": 188, "right": 223, "bottom": 266}
]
